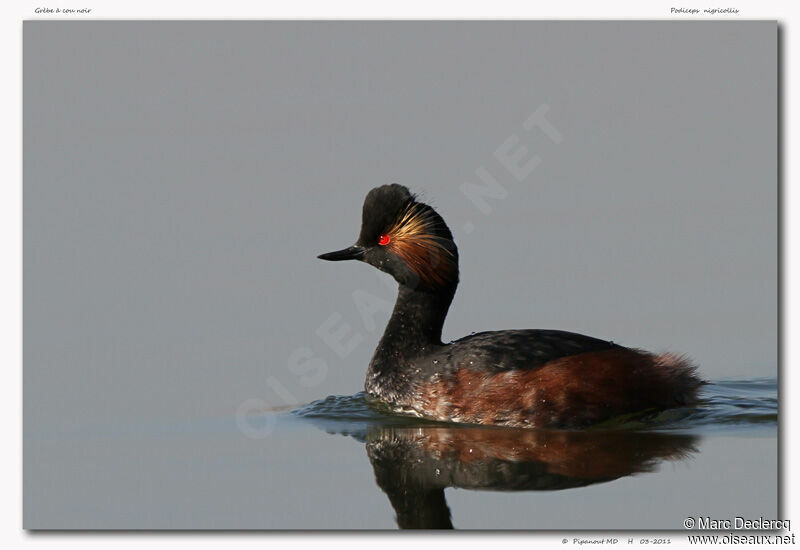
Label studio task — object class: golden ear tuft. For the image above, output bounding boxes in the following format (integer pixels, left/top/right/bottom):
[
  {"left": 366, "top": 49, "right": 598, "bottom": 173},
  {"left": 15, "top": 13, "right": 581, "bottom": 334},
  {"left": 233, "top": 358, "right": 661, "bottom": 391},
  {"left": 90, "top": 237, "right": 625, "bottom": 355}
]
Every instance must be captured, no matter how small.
[{"left": 383, "top": 203, "right": 457, "bottom": 287}]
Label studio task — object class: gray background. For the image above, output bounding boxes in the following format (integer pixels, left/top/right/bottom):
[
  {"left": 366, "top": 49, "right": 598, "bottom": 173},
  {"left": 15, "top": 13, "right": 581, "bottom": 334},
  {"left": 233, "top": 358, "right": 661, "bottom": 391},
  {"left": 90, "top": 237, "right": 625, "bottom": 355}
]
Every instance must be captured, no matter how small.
[{"left": 24, "top": 22, "right": 777, "bottom": 528}]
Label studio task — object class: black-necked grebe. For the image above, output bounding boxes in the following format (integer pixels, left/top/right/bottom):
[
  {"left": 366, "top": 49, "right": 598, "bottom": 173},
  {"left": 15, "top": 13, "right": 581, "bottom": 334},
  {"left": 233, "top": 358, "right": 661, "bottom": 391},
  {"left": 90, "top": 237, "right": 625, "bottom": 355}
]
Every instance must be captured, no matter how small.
[{"left": 318, "top": 184, "right": 703, "bottom": 428}]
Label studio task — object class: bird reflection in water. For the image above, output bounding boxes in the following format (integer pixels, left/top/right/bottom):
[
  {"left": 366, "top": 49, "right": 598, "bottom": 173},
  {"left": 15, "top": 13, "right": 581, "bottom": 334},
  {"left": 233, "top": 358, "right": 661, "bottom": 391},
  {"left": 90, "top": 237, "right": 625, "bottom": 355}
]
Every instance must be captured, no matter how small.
[{"left": 309, "top": 418, "right": 698, "bottom": 529}]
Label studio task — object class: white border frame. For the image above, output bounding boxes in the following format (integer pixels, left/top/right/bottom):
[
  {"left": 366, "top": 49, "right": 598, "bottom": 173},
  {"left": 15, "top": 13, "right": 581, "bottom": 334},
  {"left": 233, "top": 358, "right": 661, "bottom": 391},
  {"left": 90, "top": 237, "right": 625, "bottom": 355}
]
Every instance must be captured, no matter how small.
[{"left": 4, "top": 2, "right": 792, "bottom": 548}]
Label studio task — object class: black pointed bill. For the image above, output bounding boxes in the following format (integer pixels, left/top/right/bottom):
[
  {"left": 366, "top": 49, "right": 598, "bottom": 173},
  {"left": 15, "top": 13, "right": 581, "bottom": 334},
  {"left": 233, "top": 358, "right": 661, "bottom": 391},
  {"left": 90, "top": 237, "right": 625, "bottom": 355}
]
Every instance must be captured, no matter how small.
[{"left": 317, "top": 245, "right": 365, "bottom": 262}]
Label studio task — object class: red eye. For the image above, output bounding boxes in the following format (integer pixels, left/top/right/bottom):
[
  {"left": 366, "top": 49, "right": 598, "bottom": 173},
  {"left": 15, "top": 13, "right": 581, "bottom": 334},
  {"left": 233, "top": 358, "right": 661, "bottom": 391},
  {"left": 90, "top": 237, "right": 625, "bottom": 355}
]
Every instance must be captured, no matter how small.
[{"left": 378, "top": 234, "right": 391, "bottom": 246}]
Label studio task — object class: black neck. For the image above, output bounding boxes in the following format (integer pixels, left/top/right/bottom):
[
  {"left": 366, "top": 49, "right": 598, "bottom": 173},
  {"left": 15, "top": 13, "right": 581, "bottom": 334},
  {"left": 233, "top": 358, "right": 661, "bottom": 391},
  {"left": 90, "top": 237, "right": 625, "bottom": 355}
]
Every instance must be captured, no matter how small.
[
  {"left": 379, "top": 283, "right": 456, "bottom": 353},
  {"left": 365, "top": 281, "right": 457, "bottom": 400}
]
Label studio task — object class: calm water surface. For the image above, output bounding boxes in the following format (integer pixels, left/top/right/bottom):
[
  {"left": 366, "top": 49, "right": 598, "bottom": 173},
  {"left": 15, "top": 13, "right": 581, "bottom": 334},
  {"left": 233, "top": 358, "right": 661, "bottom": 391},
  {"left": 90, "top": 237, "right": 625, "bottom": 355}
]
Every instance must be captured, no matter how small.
[
  {"left": 25, "top": 378, "right": 777, "bottom": 529},
  {"left": 293, "top": 378, "right": 778, "bottom": 529}
]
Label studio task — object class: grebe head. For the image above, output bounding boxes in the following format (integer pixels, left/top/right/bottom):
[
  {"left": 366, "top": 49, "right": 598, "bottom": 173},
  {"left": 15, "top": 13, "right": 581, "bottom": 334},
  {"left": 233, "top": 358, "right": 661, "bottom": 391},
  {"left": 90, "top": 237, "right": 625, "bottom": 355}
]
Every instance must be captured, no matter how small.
[{"left": 317, "top": 184, "right": 459, "bottom": 290}]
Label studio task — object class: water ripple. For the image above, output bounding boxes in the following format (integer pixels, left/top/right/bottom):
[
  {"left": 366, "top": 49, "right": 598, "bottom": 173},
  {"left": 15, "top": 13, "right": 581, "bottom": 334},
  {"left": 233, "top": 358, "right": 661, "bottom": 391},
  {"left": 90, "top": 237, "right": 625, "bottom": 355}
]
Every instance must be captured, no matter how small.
[{"left": 293, "top": 378, "right": 777, "bottom": 432}]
